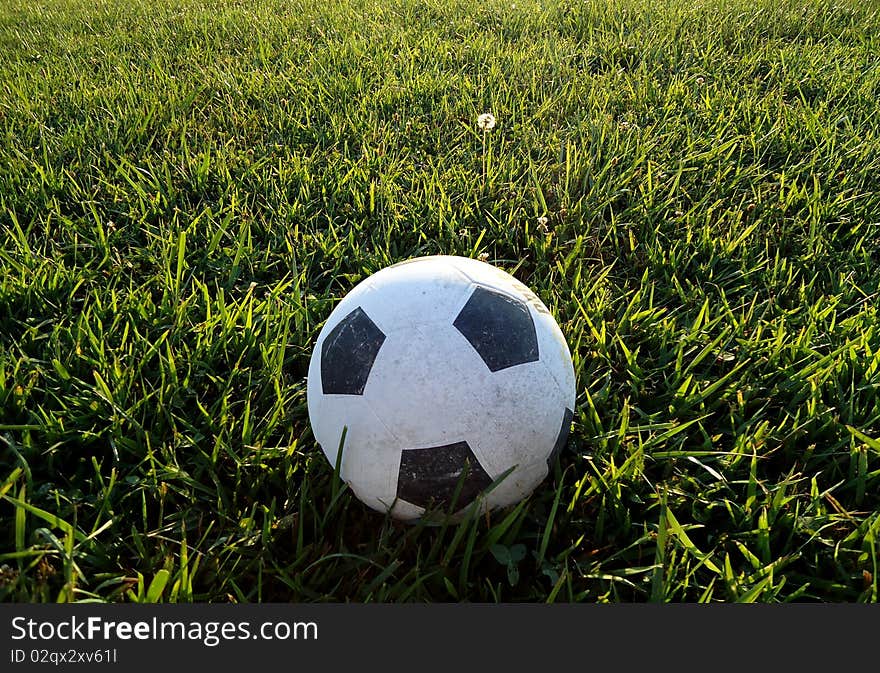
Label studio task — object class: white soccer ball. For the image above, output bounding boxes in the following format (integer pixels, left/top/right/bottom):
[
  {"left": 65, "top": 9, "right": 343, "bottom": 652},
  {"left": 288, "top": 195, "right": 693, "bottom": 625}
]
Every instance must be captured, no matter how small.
[{"left": 306, "top": 255, "right": 576, "bottom": 521}]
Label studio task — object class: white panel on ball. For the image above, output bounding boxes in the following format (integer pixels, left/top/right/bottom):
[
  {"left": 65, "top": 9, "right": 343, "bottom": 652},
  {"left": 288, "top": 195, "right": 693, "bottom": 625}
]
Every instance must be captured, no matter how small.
[
  {"left": 458, "top": 360, "right": 569, "bottom": 477},
  {"left": 364, "top": 326, "right": 493, "bottom": 451},
  {"left": 357, "top": 257, "right": 475, "bottom": 333},
  {"left": 307, "top": 390, "right": 401, "bottom": 513}
]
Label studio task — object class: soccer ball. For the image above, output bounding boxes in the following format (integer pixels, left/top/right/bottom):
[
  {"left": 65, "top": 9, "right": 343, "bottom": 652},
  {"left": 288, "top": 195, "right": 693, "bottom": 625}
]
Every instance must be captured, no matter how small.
[{"left": 306, "top": 255, "right": 576, "bottom": 521}]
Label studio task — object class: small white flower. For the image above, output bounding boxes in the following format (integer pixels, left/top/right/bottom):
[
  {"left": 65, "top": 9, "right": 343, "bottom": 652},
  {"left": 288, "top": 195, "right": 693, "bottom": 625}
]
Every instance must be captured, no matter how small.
[
  {"left": 477, "top": 252, "right": 490, "bottom": 262},
  {"left": 477, "top": 113, "right": 496, "bottom": 131},
  {"left": 537, "top": 215, "right": 549, "bottom": 233}
]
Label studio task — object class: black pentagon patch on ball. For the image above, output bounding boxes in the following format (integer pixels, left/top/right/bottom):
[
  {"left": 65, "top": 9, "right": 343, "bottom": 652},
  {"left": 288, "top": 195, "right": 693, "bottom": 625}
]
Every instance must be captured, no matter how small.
[
  {"left": 321, "top": 307, "right": 386, "bottom": 395},
  {"left": 547, "top": 408, "right": 574, "bottom": 470},
  {"left": 397, "top": 441, "right": 493, "bottom": 512},
  {"left": 453, "top": 286, "right": 539, "bottom": 372}
]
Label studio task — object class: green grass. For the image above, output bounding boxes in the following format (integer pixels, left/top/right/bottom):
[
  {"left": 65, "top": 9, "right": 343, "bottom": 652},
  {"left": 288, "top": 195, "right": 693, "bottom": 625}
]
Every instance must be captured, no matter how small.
[{"left": 1, "top": 0, "right": 879, "bottom": 603}]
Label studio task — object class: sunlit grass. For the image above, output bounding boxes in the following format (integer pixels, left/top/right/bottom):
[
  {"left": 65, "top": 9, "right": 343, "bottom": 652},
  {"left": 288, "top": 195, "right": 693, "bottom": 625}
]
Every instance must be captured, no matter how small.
[{"left": 1, "top": 0, "right": 879, "bottom": 602}]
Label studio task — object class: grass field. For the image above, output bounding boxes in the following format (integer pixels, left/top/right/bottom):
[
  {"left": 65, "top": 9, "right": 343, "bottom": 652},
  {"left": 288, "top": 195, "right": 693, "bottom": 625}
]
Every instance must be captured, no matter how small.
[{"left": 1, "top": 0, "right": 880, "bottom": 603}]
